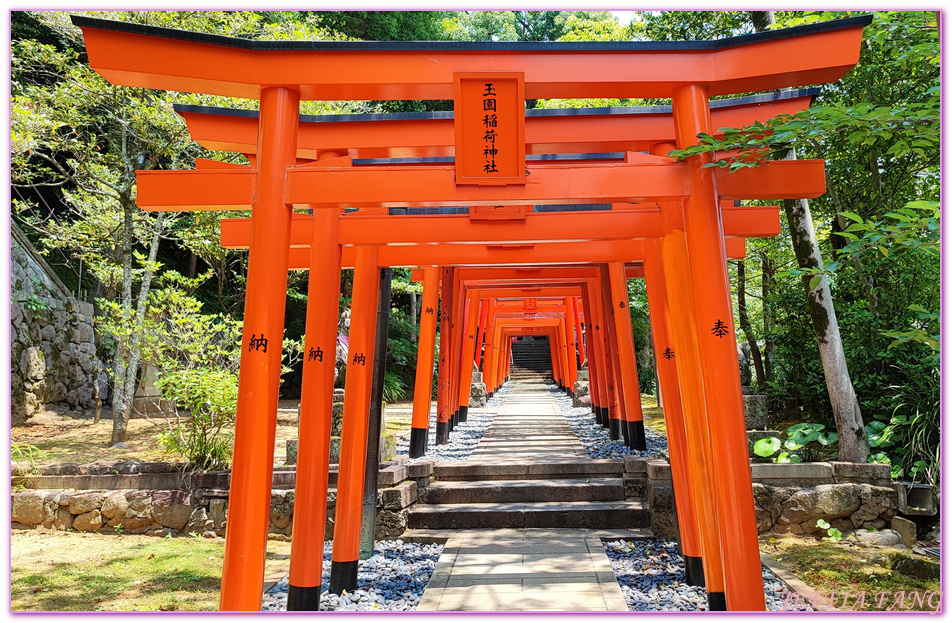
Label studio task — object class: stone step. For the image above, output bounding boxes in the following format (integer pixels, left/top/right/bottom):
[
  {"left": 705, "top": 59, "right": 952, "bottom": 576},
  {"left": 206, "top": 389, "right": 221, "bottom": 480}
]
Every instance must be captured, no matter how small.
[
  {"left": 434, "top": 460, "right": 624, "bottom": 481},
  {"left": 426, "top": 478, "right": 625, "bottom": 504},
  {"left": 408, "top": 500, "right": 648, "bottom": 530}
]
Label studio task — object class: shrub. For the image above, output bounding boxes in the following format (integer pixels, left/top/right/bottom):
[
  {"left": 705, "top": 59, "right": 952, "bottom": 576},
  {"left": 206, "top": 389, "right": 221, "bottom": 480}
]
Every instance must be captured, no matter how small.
[{"left": 155, "top": 368, "right": 237, "bottom": 471}]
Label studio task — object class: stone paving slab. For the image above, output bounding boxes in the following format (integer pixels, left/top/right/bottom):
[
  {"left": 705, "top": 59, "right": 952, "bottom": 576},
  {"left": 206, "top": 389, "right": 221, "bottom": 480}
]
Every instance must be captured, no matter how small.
[
  {"left": 412, "top": 386, "right": 645, "bottom": 611},
  {"left": 416, "top": 528, "right": 629, "bottom": 612}
]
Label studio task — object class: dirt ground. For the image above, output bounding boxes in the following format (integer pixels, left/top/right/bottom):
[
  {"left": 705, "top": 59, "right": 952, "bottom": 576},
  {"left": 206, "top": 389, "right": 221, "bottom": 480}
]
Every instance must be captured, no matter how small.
[{"left": 13, "top": 399, "right": 416, "bottom": 469}]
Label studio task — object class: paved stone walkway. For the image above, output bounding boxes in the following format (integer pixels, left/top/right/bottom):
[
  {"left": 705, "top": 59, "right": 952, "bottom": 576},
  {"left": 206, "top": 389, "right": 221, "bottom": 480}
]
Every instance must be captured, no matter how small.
[
  {"left": 411, "top": 380, "right": 633, "bottom": 611},
  {"left": 414, "top": 528, "right": 629, "bottom": 611},
  {"left": 466, "top": 379, "right": 591, "bottom": 464}
]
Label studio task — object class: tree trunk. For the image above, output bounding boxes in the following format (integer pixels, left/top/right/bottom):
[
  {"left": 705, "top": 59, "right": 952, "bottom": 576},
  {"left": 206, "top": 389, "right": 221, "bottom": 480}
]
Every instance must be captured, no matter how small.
[
  {"left": 779, "top": 147, "right": 868, "bottom": 462},
  {"left": 110, "top": 202, "right": 135, "bottom": 444},
  {"left": 736, "top": 259, "right": 766, "bottom": 389},
  {"left": 187, "top": 251, "right": 198, "bottom": 279},
  {"left": 761, "top": 254, "right": 776, "bottom": 381},
  {"left": 111, "top": 211, "right": 165, "bottom": 444},
  {"left": 409, "top": 290, "right": 418, "bottom": 341},
  {"left": 750, "top": 10, "right": 775, "bottom": 31},
  {"left": 750, "top": 9, "right": 867, "bottom": 461}
]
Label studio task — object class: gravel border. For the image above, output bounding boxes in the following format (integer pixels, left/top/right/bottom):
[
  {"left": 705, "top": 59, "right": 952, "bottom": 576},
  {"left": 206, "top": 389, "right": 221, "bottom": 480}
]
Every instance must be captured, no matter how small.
[
  {"left": 262, "top": 539, "right": 443, "bottom": 611},
  {"left": 548, "top": 383, "right": 668, "bottom": 460},
  {"left": 394, "top": 382, "right": 512, "bottom": 464},
  {"left": 603, "top": 538, "right": 813, "bottom": 612}
]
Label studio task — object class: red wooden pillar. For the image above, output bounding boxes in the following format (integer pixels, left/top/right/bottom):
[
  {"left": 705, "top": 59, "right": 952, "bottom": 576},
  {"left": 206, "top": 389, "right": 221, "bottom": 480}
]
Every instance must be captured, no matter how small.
[
  {"left": 457, "top": 294, "right": 481, "bottom": 422},
  {"left": 448, "top": 273, "right": 465, "bottom": 431},
  {"left": 435, "top": 268, "right": 453, "bottom": 445},
  {"left": 558, "top": 318, "right": 572, "bottom": 392},
  {"left": 644, "top": 238, "right": 705, "bottom": 587},
  {"left": 578, "top": 293, "right": 598, "bottom": 415},
  {"left": 582, "top": 284, "right": 607, "bottom": 426},
  {"left": 660, "top": 218, "right": 728, "bottom": 609},
  {"left": 409, "top": 266, "right": 440, "bottom": 458},
  {"left": 502, "top": 332, "right": 512, "bottom": 385},
  {"left": 608, "top": 261, "right": 647, "bottom": 450},
  {"left": 219, "top": 87, "right": 299, "bottom": 611},
  {"left": 329, "top": 244, "right": 380, "bottom": 593},
  {"left": 597, "top": 266, "right": 623, "bottom": 441},
  {"left": 287, "top": 207, "right": 344, "bottom": 610},
  {"left": 474, "top": 298, "right": 489, "bottom": 368},
  {"left": 487, "top": 320, "right": 501, "bottom": 395},
  {"left": 564, "top": 299, "right": 579, "bottom": 394},
  {"left": 482, "top": 307, "right": 496, "bottom": 396},
  {"left": 572, "top": 297, "right": 586, "bottom": 368},
  {"left": 547, "top": 333, "right": 560, "bottom": 387},
  {"left": 673, "top": 84, "right": 765, "bottom": 611}
]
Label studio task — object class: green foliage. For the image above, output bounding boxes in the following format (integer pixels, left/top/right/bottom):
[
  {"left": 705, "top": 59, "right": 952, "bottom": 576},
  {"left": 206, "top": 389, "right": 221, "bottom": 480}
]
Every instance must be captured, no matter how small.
[
  {"left": 386, "top": 307, "right": 419, "bottom": 399},
  {"left": 867, "top": 366, "right": 939, "bottom": 487},
  {"left": 12, "top": 442, "right": 44, "bottom": 475},
  {"left": 753, "top": 422, "right": 838, "bottom": 463},
  {"left": 382, "top": 371, "right": 408, "bottom": 404},
  {"left": 662, "top": 12, "right": 940, "bottom": 463},
  {"left": 22, "top": 294, "right": 50, "bottom": 313},
  {"left": 312, "top": 10, "right": 451, "bottom": 41},
  {"left": 626, "top": 278, "right": 655, "bottom": 393},
  {"left": 815, "top": 519, "right": 843, "bottom": 542},
  {"left": 441, "top": 11, "right": 567, "bottom": 42},
  {"left": 628, "top": 10, "right": 753, "bottom": 41},
  {"left": 155, "top": 368, "right": 237, "bottom": 471}
]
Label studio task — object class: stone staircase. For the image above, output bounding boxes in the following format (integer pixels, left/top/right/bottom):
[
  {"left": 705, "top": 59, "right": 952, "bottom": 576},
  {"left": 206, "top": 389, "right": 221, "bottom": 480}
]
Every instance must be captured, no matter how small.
[
  {"left": 407, "top": 379, "right": 648, "bottom": 531},
  {"left": 510, "top": 337, "right": 553, "bottom": 381},
  {"left": 408, "top": 462, "right": 647, "bottom": 530}
]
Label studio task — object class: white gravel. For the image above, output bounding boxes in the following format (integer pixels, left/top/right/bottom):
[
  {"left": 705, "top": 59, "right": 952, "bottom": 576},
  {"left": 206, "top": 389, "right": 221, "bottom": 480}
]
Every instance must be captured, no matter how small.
[
  {"left": 262, "top": 539, "right": 443, "bottom": 611},
  {"left": 394, "top": 382, "right": 512, "bottom": 464},
  {"left": 603, "top": 539, "right": 812, "bottom": 611},
  {"left": 548, "top": 383, "right": 669, "bottom": 460}
]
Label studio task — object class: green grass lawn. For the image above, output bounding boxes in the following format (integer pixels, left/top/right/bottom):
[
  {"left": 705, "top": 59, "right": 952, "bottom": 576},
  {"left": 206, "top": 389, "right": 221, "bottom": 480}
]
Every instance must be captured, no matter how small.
[{"left": 11, "top": 531, "right": 291, "bottom": 611}]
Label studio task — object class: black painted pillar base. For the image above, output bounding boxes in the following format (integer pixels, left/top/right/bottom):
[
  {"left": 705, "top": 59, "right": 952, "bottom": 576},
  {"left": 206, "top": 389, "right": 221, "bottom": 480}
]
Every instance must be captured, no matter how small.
[
  {"left": 708, "top": 592, "right": 727, "bottom": 611},
  {"left": 601, "top": 407, "right": 611, "bottom": 428},
  {"left": 684, "top": 556, "right": 705, "bottom": 588},
  {"left": 594, "top": 405, "right": 603, "bottom": 425},
  {"left": 435, "top": 421, "right": 449, "bottom": 445},
  {"left": 409, "top": 427, "right": 428, "bottom": 459},
  {"left": 449, "top": 410, "right": 456, "bottom": 432},
  {"left": 459, "top": 406, "right": 468, "bottom": 422},
  {"left": 628, "top": 420, "right": 647, "bottom": 451},
  {"left": 609, "top": 417, "right": 622, "bottom": 441},
  {"left": 487, "top": 392, "right": 493, "bottom": 399},
  {"left": 329, "top": 560, "right": 358, "bottom": 595},
  {"left": 287, "top": 584, "right": 322, "bottom": 611},
  {"left": 621, "top": 417, "right": 631, "bottom": 446}
]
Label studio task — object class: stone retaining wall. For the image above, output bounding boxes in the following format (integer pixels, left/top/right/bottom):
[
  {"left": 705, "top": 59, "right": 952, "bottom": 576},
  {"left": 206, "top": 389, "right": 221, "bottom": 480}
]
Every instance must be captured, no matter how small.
[
  {"left": 12, "top": 225, "right": 98, "bottom": 424},
  {"left": 635, "top": 458, "right": 898, "bottom": 538},
  {"left": 11, "top": 459, "right": 435, "bottom": 540},
  {"left": 13, "top": 458, "right": 898, "bottom": 541}
]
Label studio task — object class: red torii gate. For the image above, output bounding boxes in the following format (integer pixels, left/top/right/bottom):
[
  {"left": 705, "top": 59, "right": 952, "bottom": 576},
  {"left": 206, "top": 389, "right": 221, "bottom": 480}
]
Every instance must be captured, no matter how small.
[
  {"left": 207, "top": 106, "right": 782, "bottom": 606},
  {"left": 72, "top": 13, "right": 870, "bottom": 612}
]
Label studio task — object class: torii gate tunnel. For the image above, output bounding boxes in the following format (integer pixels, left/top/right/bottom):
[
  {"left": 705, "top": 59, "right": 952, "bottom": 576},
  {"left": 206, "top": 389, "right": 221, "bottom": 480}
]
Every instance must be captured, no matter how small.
[{"left": 73, "top": 13, "right": 870, "bottom": 612}]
